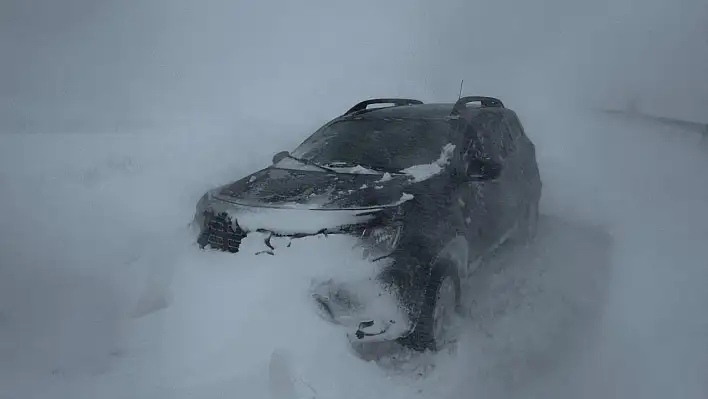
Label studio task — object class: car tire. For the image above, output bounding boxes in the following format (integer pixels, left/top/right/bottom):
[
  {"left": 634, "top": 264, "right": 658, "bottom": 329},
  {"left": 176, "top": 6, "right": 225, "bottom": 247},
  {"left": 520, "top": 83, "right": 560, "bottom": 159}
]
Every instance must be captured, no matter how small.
[{"left": 401, "top": 261, "right": 461, "bottom": 352}]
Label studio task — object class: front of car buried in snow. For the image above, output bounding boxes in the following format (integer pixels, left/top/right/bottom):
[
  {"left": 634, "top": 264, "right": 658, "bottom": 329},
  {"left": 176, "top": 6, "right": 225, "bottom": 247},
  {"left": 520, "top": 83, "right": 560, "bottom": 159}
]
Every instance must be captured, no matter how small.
[
  {"left": 311, "top": 275, "right": 413, "bottom": 345},
  {"left": 191, "top": 190, "right": 416, "bottom": 346}
]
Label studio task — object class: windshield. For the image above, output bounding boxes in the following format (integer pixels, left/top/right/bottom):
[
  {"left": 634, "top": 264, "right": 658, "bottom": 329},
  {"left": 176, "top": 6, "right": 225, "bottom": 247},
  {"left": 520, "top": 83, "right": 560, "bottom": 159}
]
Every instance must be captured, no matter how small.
[{"left": 290, "top": 118, "right": 454, "bottom": 172}]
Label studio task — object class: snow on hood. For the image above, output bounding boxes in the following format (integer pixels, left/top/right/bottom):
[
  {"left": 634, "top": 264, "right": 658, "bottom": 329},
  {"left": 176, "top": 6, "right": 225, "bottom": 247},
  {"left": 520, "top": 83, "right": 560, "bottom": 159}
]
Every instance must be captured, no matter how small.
[
  {"left": 218, "top": 166, "right": 415, "bottom": 210},
  {"left": 402, "top": 143, "right": 456, "bottom": 182},
  {"left": 229, "top": 206, "right": 373, "bottom": 235},
  {"left": 376, "top": 172, "right": 393, "bottom": 183},
  {"left": 330, "top": 164, "right": 380, "bottom": 175},
  {"left": 222, "top": 192, "right": 413, "bottom": 234}
]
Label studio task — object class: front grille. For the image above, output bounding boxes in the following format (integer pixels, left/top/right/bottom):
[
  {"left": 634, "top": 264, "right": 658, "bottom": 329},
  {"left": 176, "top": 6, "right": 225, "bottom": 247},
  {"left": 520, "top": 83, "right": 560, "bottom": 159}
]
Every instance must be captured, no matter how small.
[{"left": 197, "top": 211, "right": 246, "bottom": 253}]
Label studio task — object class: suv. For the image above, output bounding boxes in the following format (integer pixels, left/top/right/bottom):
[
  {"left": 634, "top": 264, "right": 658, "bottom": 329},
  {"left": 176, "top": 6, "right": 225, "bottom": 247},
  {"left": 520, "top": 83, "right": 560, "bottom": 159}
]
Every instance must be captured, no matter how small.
[{"left": 192, "top": 96, "right": 542, "bottom": 351}]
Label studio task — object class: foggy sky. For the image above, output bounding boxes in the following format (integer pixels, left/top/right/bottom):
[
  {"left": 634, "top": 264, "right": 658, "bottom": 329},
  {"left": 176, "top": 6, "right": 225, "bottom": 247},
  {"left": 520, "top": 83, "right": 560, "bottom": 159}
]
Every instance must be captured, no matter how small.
[{"left": 1, "top": 0, "right": 706, "bottom": 132}]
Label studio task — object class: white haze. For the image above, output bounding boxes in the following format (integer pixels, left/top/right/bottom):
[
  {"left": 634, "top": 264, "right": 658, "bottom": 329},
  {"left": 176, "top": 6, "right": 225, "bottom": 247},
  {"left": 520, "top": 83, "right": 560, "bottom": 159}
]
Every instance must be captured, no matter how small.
[{"left": 1, "top": 0, "right": 707, "bottom": 398}]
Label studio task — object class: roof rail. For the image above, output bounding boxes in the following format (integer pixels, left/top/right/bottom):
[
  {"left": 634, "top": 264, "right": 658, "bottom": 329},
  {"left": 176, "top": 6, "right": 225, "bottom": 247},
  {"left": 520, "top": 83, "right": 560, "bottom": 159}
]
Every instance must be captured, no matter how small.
[
  {"left": 452, "top": 96, "right": 504, "bottom": 114},
  {"left": 344, "top": 98, "right": 423, "bottom": 116}
]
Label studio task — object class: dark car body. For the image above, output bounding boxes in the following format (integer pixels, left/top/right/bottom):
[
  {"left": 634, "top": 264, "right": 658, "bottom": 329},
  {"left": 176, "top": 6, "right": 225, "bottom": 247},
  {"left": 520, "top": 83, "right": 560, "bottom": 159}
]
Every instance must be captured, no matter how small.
[{"left": 192, "top": 96, "right": 542, "bottom": 351}]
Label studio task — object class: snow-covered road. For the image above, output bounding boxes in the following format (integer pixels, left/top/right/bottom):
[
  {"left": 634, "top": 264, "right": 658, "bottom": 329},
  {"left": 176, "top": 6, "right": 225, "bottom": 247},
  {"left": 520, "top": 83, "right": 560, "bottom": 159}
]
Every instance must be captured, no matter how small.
[{"left": 1, "top": 109, "right": 707, "bottom": 399}]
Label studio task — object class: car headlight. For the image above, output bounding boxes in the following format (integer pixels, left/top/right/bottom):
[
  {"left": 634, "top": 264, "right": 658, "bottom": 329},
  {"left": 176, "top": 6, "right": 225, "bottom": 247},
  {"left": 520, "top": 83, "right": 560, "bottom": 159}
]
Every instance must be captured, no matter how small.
[{"left": 358, "top": 222, "right": 402, "bottom": 257}]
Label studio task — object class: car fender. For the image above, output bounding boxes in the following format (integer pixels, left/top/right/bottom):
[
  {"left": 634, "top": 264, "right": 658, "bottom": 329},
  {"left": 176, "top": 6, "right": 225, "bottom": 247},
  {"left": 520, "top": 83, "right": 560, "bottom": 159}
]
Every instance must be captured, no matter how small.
[{"left": 385, "top": 233, "right": 467, "bottom": 331}]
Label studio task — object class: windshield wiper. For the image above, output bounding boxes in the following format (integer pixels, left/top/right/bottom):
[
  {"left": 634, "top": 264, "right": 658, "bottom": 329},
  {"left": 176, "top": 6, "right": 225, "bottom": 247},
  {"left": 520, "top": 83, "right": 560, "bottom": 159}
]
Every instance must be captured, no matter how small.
[
  {"left": 284, "top": 154, "right": 339, "bottom": 173},
  {"left": 322, "top": 161, "right": 403, "bottom": 175}
]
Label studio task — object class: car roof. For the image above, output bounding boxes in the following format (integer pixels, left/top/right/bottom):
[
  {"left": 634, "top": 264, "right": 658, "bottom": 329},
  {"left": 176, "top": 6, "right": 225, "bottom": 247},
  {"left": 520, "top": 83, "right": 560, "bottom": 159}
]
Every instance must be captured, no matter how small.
[{"left": 336, "top": 102, "right": 506, "bottom": 122}]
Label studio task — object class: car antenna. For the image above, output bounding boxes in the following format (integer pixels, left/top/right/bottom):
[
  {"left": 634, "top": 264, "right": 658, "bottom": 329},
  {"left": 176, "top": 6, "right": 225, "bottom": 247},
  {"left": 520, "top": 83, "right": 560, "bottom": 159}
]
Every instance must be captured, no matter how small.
[{"left": 458, "top": 79, "right": 464, "bottom": 100}]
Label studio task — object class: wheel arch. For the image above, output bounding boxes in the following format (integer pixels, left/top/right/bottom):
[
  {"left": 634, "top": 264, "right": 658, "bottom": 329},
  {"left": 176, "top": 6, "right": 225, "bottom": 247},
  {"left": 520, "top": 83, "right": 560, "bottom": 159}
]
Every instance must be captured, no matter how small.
[
  {"left": 395, "top": 234, "right": 468, "bottom": 350},
  {"left": 428, "top": 234, "right": 468, "bottom": 309}
]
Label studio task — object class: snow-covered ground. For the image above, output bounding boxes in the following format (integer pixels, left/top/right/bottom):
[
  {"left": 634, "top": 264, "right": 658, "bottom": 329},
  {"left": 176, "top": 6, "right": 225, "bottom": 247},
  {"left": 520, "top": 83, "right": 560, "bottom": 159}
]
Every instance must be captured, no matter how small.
[
  {"left": 1, "top": 105, "right": 707, "bottom": 398},
  {"left": 3, "top": 0, "right": 707, "bottom": 396}
]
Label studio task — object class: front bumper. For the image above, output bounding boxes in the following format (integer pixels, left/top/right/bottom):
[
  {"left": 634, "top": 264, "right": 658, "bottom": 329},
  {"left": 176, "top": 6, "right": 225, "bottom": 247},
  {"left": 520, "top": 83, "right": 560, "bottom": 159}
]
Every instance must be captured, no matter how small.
[
  {"left": 192, "top": 193, "right": 413, "bottom": 343},
  {"left": 192, "top": 191, "right": 391, "bottom": 253}
]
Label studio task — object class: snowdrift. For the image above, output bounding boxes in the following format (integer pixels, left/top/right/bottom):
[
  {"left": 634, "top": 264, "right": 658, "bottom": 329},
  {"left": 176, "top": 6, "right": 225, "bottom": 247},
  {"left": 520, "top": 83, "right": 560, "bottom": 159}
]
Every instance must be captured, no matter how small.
[{"left": 2, "top": 111, "right": 707, "bottom": 398}]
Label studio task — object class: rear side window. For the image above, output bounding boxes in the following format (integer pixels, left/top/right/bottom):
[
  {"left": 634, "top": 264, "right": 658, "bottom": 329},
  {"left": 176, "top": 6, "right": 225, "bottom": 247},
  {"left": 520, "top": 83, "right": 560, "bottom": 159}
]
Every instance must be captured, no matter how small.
[
  {"left": 465, "top": 112, "right": 506, "bottom": 162},
  {"left": 505, "top": 112, "right": 526, "bottom": 139},
  {"left": 498, "top": 118, "right": 516, "bottom": 156},
  {"left": 483, "top": 113, "right": 507, "bottom": 161}
]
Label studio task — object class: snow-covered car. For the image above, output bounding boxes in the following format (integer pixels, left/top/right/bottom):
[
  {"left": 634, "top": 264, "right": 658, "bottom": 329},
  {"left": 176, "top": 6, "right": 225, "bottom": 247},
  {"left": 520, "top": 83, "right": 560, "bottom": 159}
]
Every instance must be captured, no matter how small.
[{"left": 192, "top": 96, "right": 542, "bottom": 351}]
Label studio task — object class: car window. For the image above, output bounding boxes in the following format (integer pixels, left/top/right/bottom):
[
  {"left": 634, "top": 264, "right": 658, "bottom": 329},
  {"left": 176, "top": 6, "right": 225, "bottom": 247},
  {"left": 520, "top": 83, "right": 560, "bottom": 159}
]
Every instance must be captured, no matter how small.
[
  {"left": 506, "top": 112, "right": 526, "bottom": 139},
  {"left": 290, "top": 118, "right": 454, "bottom": 171},
  {"left": 462, "top": 122, "right": 483, "bottom": 159},
  {"left": 467, "top": 113, "right": 504, "bottom": 162},
  {"left": 499, "top": 118, "right": 516, "bottom": 155}
]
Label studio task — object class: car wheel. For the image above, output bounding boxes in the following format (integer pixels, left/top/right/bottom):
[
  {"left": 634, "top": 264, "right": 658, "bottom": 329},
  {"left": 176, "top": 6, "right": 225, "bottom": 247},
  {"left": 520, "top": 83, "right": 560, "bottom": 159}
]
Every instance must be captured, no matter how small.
[
  {"left": 431, "top": 273, "right": 458, "bottom": 348},
  {"left": 402, "top": 260, "right": 462, "bottom": 352}
]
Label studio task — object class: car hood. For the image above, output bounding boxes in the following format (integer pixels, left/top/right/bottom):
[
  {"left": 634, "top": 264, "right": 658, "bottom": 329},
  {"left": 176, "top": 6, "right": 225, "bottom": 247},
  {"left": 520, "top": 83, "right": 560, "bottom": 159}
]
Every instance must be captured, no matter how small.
[{"left": 216, "top": 167, "right": 415, "bottom": 210}]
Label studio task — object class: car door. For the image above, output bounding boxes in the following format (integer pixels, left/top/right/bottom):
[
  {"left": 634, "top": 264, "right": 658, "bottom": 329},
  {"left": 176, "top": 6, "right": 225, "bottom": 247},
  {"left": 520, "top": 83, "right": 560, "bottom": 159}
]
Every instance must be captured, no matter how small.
[
  {"left": 475, "top": 112, "right": 518, "bottom": 243},
  {"left": 455, "top": 113, "right": 504, "bottom": 261}
]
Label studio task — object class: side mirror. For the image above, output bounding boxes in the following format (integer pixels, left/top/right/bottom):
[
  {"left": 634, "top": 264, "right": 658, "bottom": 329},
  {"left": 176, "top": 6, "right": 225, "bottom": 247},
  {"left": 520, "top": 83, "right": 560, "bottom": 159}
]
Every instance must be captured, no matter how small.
[
  {"left": 272, "top": 150, "right": 290, "bottom": 164},
  {"left": 468, "top": 158, "right": 502, "bottom": 181}
]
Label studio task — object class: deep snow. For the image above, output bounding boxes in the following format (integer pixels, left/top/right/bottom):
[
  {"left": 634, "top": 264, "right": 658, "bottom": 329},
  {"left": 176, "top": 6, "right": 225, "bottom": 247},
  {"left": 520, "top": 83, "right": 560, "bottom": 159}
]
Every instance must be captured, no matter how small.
[
  {"left": 2, "top": 0, "right": 707, "bottom": 397},
  {"left": 1, "top": 107, "right": 707, "bottom": 398}
]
